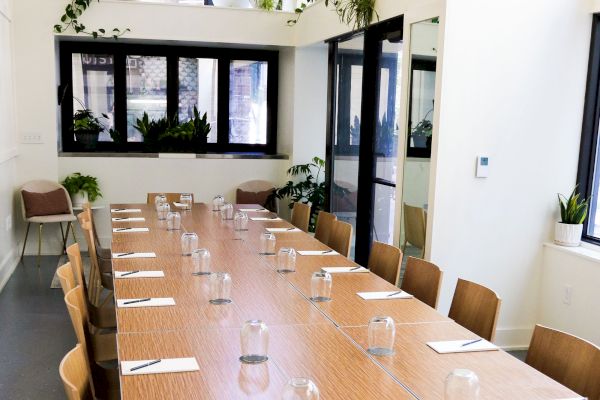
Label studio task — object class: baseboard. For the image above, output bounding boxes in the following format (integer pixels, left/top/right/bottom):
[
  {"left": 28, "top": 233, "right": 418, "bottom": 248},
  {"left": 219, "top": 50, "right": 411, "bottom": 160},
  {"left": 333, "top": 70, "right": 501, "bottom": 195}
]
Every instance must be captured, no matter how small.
[
  {"left": 494, "top": 326, "right": 533, "bottom": 350},
  {"left": 0, "top": 248, "right": 19, "bottom": 293}
]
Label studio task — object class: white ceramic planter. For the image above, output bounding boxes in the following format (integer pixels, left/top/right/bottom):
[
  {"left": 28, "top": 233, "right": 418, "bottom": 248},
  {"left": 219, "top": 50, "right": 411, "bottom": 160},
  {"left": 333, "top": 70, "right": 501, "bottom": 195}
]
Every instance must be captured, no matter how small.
[
  {"left": 71, "top": 192, "right": 89, "bottom": 208},
  {"left": 554, "top": 222, "right": 583, "bottom": 247},
  {"left": 281, "top": 0, "right": 297, "bottom": 12},
  {"left": 212, "top": 0, "right": 251, "bottom": 8}
]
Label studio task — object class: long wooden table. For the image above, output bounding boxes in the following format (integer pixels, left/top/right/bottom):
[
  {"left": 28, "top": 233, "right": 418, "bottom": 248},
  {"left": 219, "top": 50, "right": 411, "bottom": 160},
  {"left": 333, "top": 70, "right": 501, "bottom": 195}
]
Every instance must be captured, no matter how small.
[{"left": 110, "top": 203, "right": 582, "bottom": 399}]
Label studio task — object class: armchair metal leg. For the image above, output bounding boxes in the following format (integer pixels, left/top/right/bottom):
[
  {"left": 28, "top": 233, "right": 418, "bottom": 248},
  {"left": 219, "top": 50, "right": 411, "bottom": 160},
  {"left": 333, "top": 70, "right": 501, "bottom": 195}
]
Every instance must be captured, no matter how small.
[
  {"left": 20, "top": 222, "right": 31, "bottom": 261},
  {"left": 37, "top": 223, "right": 43, "bottom": 268},
  {"left": 60, "top": 223, "right": 66, "bottom": 253},
  {"left": 70, "top": 222, "right": 77, "bottom": 243}
]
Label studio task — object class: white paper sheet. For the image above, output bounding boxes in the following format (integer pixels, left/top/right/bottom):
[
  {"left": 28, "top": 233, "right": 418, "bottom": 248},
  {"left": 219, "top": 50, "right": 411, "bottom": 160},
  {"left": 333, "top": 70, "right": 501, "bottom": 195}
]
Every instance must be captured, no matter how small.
[
  {"left": 297, "top": 250, "right": 339, "bottom": 256},
  {"left": 112, "top": 217, "right": 145, "bottom": 222},
  {"left": 173, "top": 202, "right": 189, "bottom": 208},
  {"left": 250, "top": 217, "right": 282, "bottom": 221},
  {"left": 426, "top": 339, "right": 499, "bottom": 354},
  {"left": 356, "top": 291, "right": 413, "bottom": 300},
  {"left": 321, "top": 266, "right": 369, "bottom": 273},
  {"left": 117, "top": 297, "right": 175, "bottom": 308},
  {"left": 265, "top": 227, "right": 302, "bottom": 233},
  {"left": 112, "top": 228, "right": 150, "bottom": 233},
  {"left": 114, "top": 271, "right": 165, "bottom": 279},
  {"left": 112, "top": 252, "right": 157, "bottom": 259},
  {"left": 111, "top": 208, "right": 142, "bottom": 213},
  {"left": 121, "top": 357, "right": 199, "bottom": 376},
  {"left": 239, "top": 208, "right": 269, "bottom": 212}
]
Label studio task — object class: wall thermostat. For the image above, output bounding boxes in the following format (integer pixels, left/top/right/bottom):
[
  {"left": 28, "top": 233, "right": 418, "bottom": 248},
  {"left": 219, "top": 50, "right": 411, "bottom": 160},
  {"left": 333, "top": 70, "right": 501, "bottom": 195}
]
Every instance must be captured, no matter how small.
[{"left": 476, "top": 156, "right": 489, "bottom": 178}]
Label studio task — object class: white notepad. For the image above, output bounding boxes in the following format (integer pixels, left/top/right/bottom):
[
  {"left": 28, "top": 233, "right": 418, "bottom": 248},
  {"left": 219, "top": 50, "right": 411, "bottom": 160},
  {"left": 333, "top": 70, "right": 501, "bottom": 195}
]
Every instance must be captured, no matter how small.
[
  {"left": 427, "top": 339, "right": 499, "bottom": 354},
  {"left": 250, "top": 217, "right": 282, "bottom": 221},
  {"left": 121, "top": 357, "right": 199, "bottom": 376},
  {"left": 173, "top": 202, "right": 189, "bottom": 208},
  {"left": 239, "top": 208, "right": 269, "bottom": 212},
  {"left": 112, "top": 228, "right": 149, "bottom": 233},
  {"left": 114, "top": 271, "right": 165, "bottom": 279},
  {"left": 265, "top": 227, "right": 302, "bottom": 233},
  {"left": 357, "top": 291, "right": 413, "bottom": 300},
  {"left": 117, "top": 297, "right": 175, "bottom": 308},
  {"left": 321, "top": 266, "right": 369, "bottom": 273},
  {"left": 112, "top": 217, "right": 145, "bottom": 222},
  {"left": 111, "top": 208, "right": 142, "bottom": 213},
  {"left": 298, "top": 250, "right": 339, "bottom": 256},
  {"left": 112, "top": 252, "right": 157, "bottom": 259}
]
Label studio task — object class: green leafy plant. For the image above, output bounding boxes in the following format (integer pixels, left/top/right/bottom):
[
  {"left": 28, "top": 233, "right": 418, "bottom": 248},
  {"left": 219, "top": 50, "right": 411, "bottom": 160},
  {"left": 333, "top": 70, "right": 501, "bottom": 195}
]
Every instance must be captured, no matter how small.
[
  {"left": 287, "top": 0, "right": 377, "bottom": 30},
  {"left": 54, "top": 0, "right": 130, "bottom": 39},
  {"left": 73, "top": 109, "right": 103, "bottom": 134},
  {"left": 255, "top": 0, "right": 276, "bottom": 10},
  {"left": 269, "top": 157, "right": 326, "bottom": 232},
  {"left": 558, "top": 187, "right": 589, "bottom": 225},
  {"left": 61, "top": 172, "right": 102, "bottom": 202}
]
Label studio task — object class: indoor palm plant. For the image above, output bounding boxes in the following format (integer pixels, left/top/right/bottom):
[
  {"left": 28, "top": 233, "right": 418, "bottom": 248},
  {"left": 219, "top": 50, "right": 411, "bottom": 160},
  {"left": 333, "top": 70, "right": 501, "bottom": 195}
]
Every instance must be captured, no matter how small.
[
  {"left": 555, "top": 187, "right": 589, "bottom": 247},
  {"left": 61, "top": 172, "right": 103, "bottom": 206}
]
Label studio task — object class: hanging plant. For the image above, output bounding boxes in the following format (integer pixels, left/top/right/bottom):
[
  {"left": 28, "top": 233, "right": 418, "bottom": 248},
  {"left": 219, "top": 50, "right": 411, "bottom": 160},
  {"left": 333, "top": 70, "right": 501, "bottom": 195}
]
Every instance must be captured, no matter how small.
[
  {"left": 288, "top": 0, "right": 377, "bottom": 30},
  {"left": 54, "top": 0, "right": 130, "bottom": 39}
]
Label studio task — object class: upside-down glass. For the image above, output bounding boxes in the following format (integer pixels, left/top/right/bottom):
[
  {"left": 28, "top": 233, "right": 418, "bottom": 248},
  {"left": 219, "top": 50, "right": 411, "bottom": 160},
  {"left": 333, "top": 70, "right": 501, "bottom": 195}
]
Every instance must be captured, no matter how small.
[
  {"left": 181, "top": 232, "right": 199, "bottom": 256},
  {"left": 157, "top": 202, "right": 170, "bottom": 220},
  {"left": 310, "top": 271, "right": 332, "bottom": 302},
  {"left": 213, "top": 195, "right": 225, "bottom": 211},
  {"left": 277, "top": 247, "right": 296, "bottom": 273},
  {"left": 240, "top": 320, "right": 269, "bottom": 364},
  {"left": 209, "top": 272, "right": 232, "bottom": 304},
  {"left": 445, "top": 369, "right": 480, "bottom": 400},
  {"left": 367, "top": 316, "right": 396, "bottom": 356},
  {"left": 221, "top": 203, "right": 234, "bottom": 220},
  {"left": 180, "top": 193, "right": 193, "bottom": 210},
  {"left": 259, "top": 232, "right": 276, "bottom": 255},
  {"left": 234, "top": 211, "right": 249, "bottom": 231},
  {"left": 281, "top": 378, "right": 320, "bottom": 400},
  {"left": 167, "top": 211, "right": 181, "bottom": 230},
  {"left": 155, "top": 194, "right": 167, "bottom": 212},
  {"left": 192, "top": 248, "right": 211, "bottom": 276}
]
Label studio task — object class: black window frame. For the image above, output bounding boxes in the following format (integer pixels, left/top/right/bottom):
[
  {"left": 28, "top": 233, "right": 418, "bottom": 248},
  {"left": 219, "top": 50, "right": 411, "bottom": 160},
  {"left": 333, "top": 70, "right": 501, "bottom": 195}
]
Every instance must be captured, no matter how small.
[{"left": 59, "top": 40, "right": 278, "bottom": 154}]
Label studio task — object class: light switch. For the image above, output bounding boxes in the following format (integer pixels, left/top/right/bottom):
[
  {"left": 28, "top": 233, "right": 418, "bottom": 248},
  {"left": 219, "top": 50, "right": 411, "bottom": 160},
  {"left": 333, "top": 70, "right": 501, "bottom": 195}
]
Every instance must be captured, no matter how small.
[{"left": 476, "top": 156, "right": 489, "bottom": 178}]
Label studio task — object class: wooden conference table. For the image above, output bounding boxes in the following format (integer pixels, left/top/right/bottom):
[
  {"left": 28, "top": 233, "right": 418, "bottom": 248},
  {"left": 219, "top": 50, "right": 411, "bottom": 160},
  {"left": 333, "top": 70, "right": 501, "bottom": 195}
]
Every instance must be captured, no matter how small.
[{"left": 110, "top": 203, "right": 581, "bottom": 400}]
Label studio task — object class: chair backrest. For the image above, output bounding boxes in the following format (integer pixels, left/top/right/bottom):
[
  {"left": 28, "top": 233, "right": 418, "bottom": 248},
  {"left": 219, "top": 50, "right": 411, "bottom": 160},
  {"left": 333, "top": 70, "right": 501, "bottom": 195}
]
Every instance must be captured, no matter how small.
[
  {"left": 146, "top": 193, "right": 194, "bottom": 204},
  {"left": 59, "top": 344, "right": 93, "bottom": 400},
  {"left": 400, "top": 257, "right": 443, "bottom": 308},
  {"left": 66, "top": 243, "right": 90, "bottom": 299},
  {"left": 368, "top": 241, "right": 403, "bottom": 285},
  {"left": 20, "top": 180, "right": 74, "bottom": 219},
  {"left": 57, "top": 262, "right": 76, "bottom": 296},
  {"left": 448, "top": 278, "right": 501, "bottom": 342},
  {"left": 64, "top": 286, "right": 90, "bottom": 346},
  {"left": 81, "top": 203, "right": 109, "bottom": 258},
  {"left": 314, "top": 211, "right": 337, "bottom": 245},
  {"left": 291, "top": 202, "right": 311, "bottom": 233},
  {"left": 77, "top": 213, "right": 103, "bottom": 304},
  {"left": 403, "top": 203, "right": 426, "bottom": 249},
  {"left": 328, "top": 220, "right": 353, "bottom": 257},
  {"left": 526, "top": 325, "right": 600, "bottom": 400}
]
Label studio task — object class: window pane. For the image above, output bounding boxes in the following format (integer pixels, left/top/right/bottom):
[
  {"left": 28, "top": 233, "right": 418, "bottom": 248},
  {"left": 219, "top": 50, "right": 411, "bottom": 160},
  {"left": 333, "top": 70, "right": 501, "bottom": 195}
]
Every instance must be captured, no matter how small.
[
  {"left": 179, "top": 58, "right": 218, "bottom": 143},
  {"left": 373, "top": 184, "right": 396, "bottom": 245},
  {"left": 126, "top": 55, "right": 167, "bottom": 142},
  {"left": 229, "top": 60, "right": 268, "bottom": 144},
  {"left": 71, "top": 53, "right": 114, "bottom": 142}
]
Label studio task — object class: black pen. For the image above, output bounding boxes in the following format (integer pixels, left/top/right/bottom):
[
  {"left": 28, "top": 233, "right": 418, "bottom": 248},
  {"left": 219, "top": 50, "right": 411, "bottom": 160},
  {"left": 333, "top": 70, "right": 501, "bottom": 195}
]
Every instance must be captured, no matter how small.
[
  {"left": 123, "top": 298, "right": 151, "bottom": 305},
  {"left": 322, "top": 250, "right": 333, "bottom": 254},
  {"left": 114, "top": 217, "right": 129, "bottom": 221},
  {"left": 113, "top": 208, "right": 125, "bottom": 212},
  {"left": 115, "top": 228, "right": 131, "bottom": 232},
  {"left": 287, "top": 228, "right": 296, "bottom": 231},
  {"left": 130, "top": 359, "right": 161, "bottom": 372},
  {"left": 461, "top": 338, "right": 482, "bottom": 347},
  {"left": 117, "top": 252, "right": 135, "bottom": 258},
  {"left": 349, "top": 266, "right": 362, "bottom": 271},
  {"left": 387, "top": 291, "right": 402, "bottom": 297},
  {"left": 120, "top": 270, "right": 139, "bottom": 277}
]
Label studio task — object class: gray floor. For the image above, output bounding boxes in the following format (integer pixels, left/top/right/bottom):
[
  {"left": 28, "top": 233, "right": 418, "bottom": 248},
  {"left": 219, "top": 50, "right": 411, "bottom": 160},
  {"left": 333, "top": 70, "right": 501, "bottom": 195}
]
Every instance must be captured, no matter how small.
[{"left": 0, "top": 256, "right": 75, "bottom": 400}]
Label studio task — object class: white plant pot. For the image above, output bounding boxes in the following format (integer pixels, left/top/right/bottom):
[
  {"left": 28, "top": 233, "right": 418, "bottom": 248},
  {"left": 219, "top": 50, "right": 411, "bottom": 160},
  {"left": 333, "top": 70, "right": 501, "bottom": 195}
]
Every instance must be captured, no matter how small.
[
  {"left": 282, "top": 0, "right": 297, "bottom": 12},
  {"left": 554, "top": 222, "right": 583, "bottom": 247},
  {"left": 212, "top": 0, "right": 251, "bottom": 8},
  {"left": 71, "top": 192, "right": 89, "bottom": 208}
]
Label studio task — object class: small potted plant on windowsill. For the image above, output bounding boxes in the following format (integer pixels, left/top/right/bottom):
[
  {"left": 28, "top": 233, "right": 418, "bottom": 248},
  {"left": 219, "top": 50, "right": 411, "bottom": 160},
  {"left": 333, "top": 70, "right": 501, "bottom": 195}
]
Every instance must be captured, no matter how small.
[
  {"left": 72, "top": 109, "right": 104, "bottom": 151},
  {"left": 555, "top": 187, "right": 589, "bottom": 247},
  {"left": 61, "top": 173, "right": 103, "bottom": 207}
]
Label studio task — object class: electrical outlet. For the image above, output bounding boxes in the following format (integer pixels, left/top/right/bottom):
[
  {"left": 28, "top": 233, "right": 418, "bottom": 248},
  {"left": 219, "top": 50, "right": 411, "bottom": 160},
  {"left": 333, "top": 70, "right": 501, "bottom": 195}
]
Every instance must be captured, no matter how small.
[
  {"left": 21, "top": 133, "right": 43, "bottom": 144},
  {"left": 5, "top": 215, "right": 11, "bottom": 232},
  {"left": 563, "top": 285, "right": 573, "bottom": 305}
]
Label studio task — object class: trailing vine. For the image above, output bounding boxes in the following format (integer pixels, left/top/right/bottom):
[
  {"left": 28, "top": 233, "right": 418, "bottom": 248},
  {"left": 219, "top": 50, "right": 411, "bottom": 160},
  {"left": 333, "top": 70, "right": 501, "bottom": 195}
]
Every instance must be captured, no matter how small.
[
  {"left": 287, "top": 0, "right": 377, "bottom": 31},
  {"left": 54, "top": 0, "right": 130, "bottom": 39}
]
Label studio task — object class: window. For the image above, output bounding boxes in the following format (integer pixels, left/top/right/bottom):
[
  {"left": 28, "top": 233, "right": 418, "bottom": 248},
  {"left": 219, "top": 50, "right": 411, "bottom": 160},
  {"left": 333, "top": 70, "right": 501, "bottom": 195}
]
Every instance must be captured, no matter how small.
[{"left": 59, "top": 42, "right": 278, "bottom": 153}]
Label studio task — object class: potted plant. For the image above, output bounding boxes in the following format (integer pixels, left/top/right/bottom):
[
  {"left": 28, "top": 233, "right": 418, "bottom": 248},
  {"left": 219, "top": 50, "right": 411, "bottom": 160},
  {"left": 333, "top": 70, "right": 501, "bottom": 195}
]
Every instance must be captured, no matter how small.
[
  {"left": 251, "top": 0, "right": 275, "bottom": 9},
  {"left": 61, "top": 173, "right": 103, "bottom": 207},
  {"left": 555, "top": 187, "right": 589, "bottom": 247},
  {"left": 72, "top": 109, "right": 104, "bottom": 150}
]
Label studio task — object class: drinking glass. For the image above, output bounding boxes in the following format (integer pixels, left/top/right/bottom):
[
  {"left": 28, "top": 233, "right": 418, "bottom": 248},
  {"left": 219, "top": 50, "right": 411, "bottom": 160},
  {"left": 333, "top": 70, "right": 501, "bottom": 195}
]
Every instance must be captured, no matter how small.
[
  {"left": 234, "top": 211, "right": 249, "bottom": 231},
  {"left": 221, "top": 203, "right": 234, "bottom": 220},
  {"left": 239, "top": 320, "right": 269, "bottom": 364},
  {"left": 367, "top": 316, "right": 396, "bottom": 356},
  {"left": 181, "top": 232, "right": 199, "bottom": 256},
  {"left": 277, "top": 247, "right": 296, "bottom": 273},
  {"left": 310, "top": 272, "right": 332, "bottom": 302},
  {"left": 445, "top": 369, "right": 480, "bottom": 400},
  {"left": 281, "top": 378, "right": 320, "bottom": 400},
  {"left": 209, "top": 272, "right": 232, "bottom": 304},
  {"left": 192, "top": 248, "right": 211, "bottom": 276},
  {"left": 259, "top": 232, "right": 276, "bottom": 255},
  {"left": 157, "top": 202, "right": 170, "bottom": 220},
  {"left": 154, "top": 194, "right": 167, "bottom": 212},
  {"left": 212, "top": 195, "right": 225, "bottom": 211},
  {"left": 167, "top": 211, "right": 181, "bottom": 230},
  {"left": 180, "top": 193, "right": 193, "bottom": 210}
]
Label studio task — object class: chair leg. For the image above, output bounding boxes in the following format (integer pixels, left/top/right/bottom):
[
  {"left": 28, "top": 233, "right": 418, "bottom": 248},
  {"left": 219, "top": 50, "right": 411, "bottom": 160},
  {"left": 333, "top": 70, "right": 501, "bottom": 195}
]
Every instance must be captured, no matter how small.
[
  {"left": 70, "top": 222, "right": 77, "bottom": 243},
  {"left": 20, "top": 222, "right": 31, "bottom": 261},
  {"left": 37, "top": 223, "right": 43, "bottom": 268},
  {"left": 63, "top": 222, "right": 73, "bottom": 254},
  {"left": 60, "top": 223, "right": 67, "bottom": 254}
]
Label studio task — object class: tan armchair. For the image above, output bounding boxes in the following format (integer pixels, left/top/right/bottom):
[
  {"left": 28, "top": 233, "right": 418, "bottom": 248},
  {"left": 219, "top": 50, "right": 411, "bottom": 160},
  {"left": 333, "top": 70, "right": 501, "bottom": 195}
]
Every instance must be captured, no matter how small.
[{"left": 236, "top": 180, "right": 278, "bottom": 213}]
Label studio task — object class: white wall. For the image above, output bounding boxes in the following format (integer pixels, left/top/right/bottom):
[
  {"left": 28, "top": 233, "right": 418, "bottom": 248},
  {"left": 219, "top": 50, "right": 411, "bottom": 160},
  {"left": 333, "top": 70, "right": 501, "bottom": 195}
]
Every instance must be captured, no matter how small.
[{"left": 429, "top": 0, "right": 592, "bottom": 348}]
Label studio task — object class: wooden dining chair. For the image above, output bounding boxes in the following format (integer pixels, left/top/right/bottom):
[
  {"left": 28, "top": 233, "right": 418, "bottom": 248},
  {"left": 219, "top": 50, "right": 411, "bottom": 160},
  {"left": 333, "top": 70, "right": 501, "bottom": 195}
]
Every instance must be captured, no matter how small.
[
  {"left": 57, "top": 262, "right": 76, "bottom": 296},
  {"left": 526, "top": 325, "right": 600, "bottom": 400},
  {"left": 59, "top": 344, "right": 93, "bottom": 400},
  {"left": 78, "top": 213, "right": 113, "bottom": 306},
  {"left": 448, "top": 278, "right": 501, "bottom": 342},
  {"left": 147, "top": 192, "right": 194, "bottom": 204},
  {"left": 81, "top": 203, "right": 112, "bottom": 262},
  {"left": 328, "top": 220, "right": 353, "bottom": 257},
  {"left": 368, "top": 241, "right": 403, "bottom": 285},
  {"left": 403, "top": 203, "right": 427, "bottom": 258},
  {"left": 291, "top": 202, "right": 311, "bottom": 232},
  {"left": 400, "top": 257, "right": 443, "bottom": 308},
  {"left": 314, "top": 211, "right": 337, "bottom": 245}
]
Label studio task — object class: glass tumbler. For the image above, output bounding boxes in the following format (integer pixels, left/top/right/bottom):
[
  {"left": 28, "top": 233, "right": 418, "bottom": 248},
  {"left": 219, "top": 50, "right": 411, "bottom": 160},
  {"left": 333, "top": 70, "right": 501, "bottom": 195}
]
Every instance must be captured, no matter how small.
[
  {"left": 167, "top": 211, "right": 181, "bottom": 230},
  {"left": 259, "top": 232, "right": 276, "bottom": 255},
  {"left": 277, "top": 247, "right": 296, "bottom": 273},
  {"left": 192, "top": 248, "right": 211, "bottom": 276},
  {"left": 212, "top": 195, "right": 225, "bottom": 211},
  {"left": 154, "top": 194, "right": 167, "bottom": 212},
  {"left": 445, "top": 369, "right": 480, "bottom": 400},
  {"left": 157, "top": 202, "right": 170, "bottom": 220},
  {"left": 209, "top": 272, "right": 232, "bottom": 304},
  {"left": 180, "top": 193, "right": 193, "bottom": 210},
  {"left": 310, "top": 272, "right": 332, "bottom": 302},
  {"left": 181, "top": 232, "right": 199, "bottom": 256},
  {"left": 233, "top": 211, "right": 249, "bottom": 231},
  {"left": 221, "top": 203, "right": 234, "bottom": 220},
  {"left": 367, "top": 316, "right": 396, "bottom": 356},
  {"left": 240, "top": 320, "right": 269, "bottom": 364},
  {"left": 281, "top": 378, "right": 320, "bottom": 400}
]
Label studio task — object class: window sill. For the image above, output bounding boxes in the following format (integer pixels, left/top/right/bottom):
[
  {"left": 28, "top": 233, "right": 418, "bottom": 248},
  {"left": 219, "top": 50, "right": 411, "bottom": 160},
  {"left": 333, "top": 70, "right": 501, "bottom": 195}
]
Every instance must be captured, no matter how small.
[
  {"left": 543, "top": 242, "right": 600, "bottom": 264},
  {"left": 58, "top": 152, "right": 289, "bottom": 160}
]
